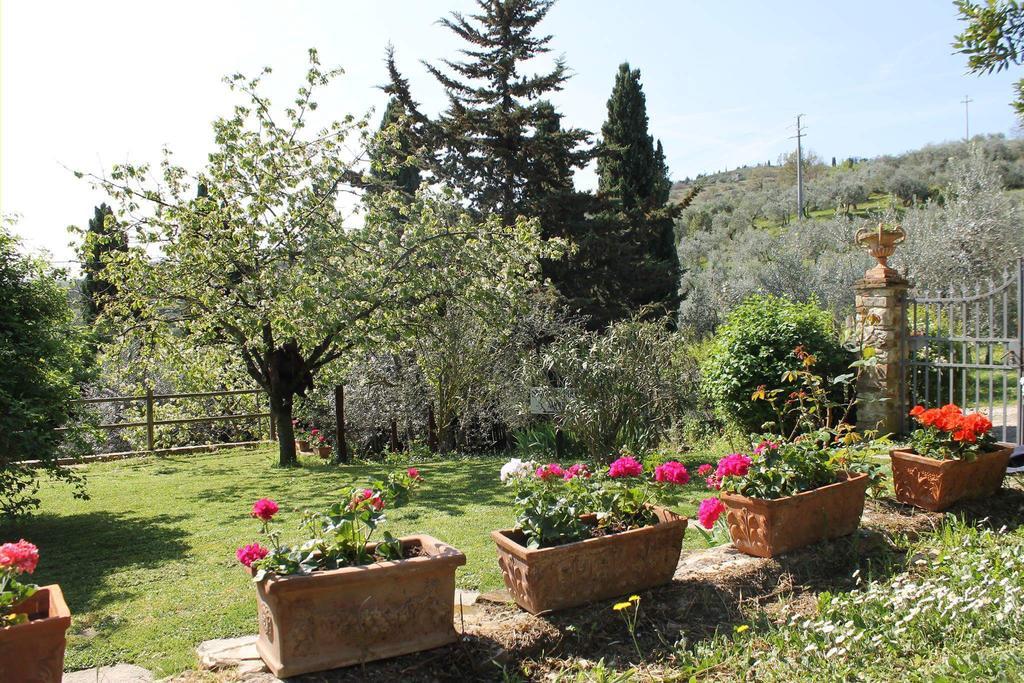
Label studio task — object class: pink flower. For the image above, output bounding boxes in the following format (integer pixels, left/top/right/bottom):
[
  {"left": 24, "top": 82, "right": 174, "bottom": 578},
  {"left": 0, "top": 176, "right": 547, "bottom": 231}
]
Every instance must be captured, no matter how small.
[
  {"left": 407, "top": 467, "right": 421, "bottom": 480},
  {"left": 563, "top": 463, "right": 591, "bottom": 480},
  {"left": 350, "top": 488, "right": 384, "bottom": 511},
  {"left": 608, "top": 456, "right": 643, "bottom": 478},
  {"left": 696, "top": 464, "right": 713, "bottom": 477},
  {"left": 706, "top": 475, "right": 721, "bottom": 490},
  {"left": 236, "top": 543, "right": 269, "bottom": 568},
  {"left": 716, "top": 453, "right": 752, "bottom": 479},
  {"left": 0, "top": 539, "right": 39, "bottom": 574},
  {"left": 697, "top": 498, "right": 726, "bottom": 529},
  {"left": 310, "top": 428, "right": 319, "bottom": 435},
  {"left": 535, "top": 463, "right": 566, "bottom": 480},
  {"left": 753, "top": 440, "right": 779, "bottom": 456},
  {"left": 250, "top": 498, "right": 279, "bottom": 522},
  {"left": 654, "top": 461, "right": 690, "bottom": 485}
]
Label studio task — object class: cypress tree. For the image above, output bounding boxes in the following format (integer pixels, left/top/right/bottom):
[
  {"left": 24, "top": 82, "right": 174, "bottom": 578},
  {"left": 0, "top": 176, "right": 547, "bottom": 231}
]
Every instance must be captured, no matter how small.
[
  {"left": 594, "top": 63, "right": 682, "bottom": 325},
  {"left": 78, "top": 203, "right": 128, "bottom": 324},
  {"left": 369, "top": 96, "right": 422, "bottom": 197}
]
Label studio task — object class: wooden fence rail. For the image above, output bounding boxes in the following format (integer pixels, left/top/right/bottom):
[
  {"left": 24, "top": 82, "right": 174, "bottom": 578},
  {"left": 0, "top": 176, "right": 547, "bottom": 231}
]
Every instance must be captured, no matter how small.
[{"left": 62, "top": 388, "right": 274, "bottom": 454}]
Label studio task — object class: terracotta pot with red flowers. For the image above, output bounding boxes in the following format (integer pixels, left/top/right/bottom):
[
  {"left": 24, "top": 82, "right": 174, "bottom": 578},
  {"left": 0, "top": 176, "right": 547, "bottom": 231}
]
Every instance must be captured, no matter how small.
[
  {"left": 0, "top": 540, "right": 71, "bottom": 683},
  {"left": 236, "top": 468, "right": 463, "bottom": 677},
  {"left": 492, "top": 454, "right": 688, "bottom": 614},
  {"left": 892, "top": 404, "right": 1011, "bottom": 511}
]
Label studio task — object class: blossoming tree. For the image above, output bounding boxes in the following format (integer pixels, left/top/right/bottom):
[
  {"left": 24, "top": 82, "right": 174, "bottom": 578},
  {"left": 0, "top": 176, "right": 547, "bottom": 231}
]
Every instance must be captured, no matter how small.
[{"left": 82, "top": 51, "right": 557, "bottom": 466}]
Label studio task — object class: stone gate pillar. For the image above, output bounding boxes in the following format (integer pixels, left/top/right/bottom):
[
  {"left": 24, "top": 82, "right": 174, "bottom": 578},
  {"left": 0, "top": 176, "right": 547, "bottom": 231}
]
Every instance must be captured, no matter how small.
[{"left": 853, "top": 224, "right": 909, "bottom": 436}]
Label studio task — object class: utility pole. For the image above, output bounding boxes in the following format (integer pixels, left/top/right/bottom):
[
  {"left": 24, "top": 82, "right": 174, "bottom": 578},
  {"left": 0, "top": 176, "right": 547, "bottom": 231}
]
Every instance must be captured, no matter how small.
[
  {"left": 791, "top": 114, "right": 806, "bottom": 219},
  {"left": 961, "top": 95, "right": 973, "bottom": 141}
]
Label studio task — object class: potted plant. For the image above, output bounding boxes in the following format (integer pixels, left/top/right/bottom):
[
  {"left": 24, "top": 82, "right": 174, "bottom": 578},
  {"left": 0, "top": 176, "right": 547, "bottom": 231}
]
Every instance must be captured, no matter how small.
[
  {"left": 891, "top": 404, "right": 1010, "bottom": 511},
  {"left": 236, "top": 467, "right": 462, "bottom": 677},
  {"left": 695, "top": 346, "right": 883, "bottom": 558},
  {"left": 292, "top": 419, "right": 312, "bottom": 453},
  {"left": 0, "top": 540, "right": 71, "bottom": 683},
  {"left": 491, "top": 455, "right": 689, "bottom": 615},
  {"left": 309, "top": 429, "right": 332, "bottom": 459}
]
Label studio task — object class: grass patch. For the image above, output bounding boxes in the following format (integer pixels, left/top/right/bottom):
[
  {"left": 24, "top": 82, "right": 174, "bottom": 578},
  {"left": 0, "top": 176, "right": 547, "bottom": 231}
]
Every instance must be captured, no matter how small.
[{"left": 0, "top": 446, "right": 712, "bottom": 676}]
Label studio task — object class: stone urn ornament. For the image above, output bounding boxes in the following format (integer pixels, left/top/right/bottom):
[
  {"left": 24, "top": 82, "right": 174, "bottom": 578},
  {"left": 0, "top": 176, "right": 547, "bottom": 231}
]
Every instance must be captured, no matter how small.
[{"left": 855, "top": 222, "right": 906, "bottom": 281}]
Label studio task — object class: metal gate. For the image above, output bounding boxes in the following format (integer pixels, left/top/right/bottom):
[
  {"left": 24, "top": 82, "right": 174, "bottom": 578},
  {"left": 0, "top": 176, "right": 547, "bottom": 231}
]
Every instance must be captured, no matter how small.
[{"left": 903, "top": 258, "right": 1023, "bottom": 444}]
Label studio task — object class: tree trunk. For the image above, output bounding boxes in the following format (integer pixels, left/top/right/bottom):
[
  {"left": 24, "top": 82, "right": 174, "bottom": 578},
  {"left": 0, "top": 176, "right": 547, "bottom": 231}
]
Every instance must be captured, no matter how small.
[{"left": 269, "top": 389, "right": 298, "bottom": 467}]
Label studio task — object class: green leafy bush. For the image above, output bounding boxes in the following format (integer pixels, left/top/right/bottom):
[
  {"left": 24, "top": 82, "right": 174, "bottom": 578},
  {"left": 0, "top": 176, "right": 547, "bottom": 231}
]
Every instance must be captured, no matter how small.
[
  {"left": 700, "top": 295, "right": 849, "bottom": 434},
  {"left": 0, "top": 221, "right": 94, "bottom": 516}
]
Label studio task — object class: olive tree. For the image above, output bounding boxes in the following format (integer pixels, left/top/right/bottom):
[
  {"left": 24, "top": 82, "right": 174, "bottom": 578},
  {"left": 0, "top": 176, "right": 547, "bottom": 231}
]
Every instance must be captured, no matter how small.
[{"left": 84, "top": 51, "right": 557, "bottom": 466}]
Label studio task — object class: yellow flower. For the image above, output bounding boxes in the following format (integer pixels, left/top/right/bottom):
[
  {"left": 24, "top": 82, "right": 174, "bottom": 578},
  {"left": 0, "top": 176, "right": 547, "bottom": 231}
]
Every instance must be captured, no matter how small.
[
  {"left": 629, "top": 595, "right": 641, "bottom": 602},
  {"left": 613, "top": 602, "right": 632, "bottom": 611},
  {"left": 735, "top": 624, "right": 749, "bottom": 633}
]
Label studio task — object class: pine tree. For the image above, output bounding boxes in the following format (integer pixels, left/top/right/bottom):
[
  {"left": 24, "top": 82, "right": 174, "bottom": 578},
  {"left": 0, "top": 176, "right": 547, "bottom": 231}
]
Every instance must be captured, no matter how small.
[
  {"left": 78, "top": 203, "right": 128, "bottom": 324},
  {"left": 389, "top": 0, "right": 590, "bottom": 228}
]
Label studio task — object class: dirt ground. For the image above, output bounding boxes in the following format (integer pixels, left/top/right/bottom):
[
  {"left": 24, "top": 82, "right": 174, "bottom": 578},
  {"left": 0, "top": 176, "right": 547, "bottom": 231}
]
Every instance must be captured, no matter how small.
[{"left": 172, "top": 480, "right": 1024, "bottom": 682}]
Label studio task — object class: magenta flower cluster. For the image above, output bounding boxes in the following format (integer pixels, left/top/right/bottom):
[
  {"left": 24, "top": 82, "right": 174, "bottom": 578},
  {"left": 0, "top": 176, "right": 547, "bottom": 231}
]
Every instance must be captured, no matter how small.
[
  {"left": 697, "top": 498, "right": 726, "bottom": 529},
  {"left": 653, "top": 460, "right": 690, "bottom": 485},
  {"left": 607, "top": 456, "right": 644, "bottom": 478},
  {"left": 236, "top": 543, "right": 269, "bottom": 568},
  {"left": 250, "top": 498, "right": 279, "bottom": 522}
]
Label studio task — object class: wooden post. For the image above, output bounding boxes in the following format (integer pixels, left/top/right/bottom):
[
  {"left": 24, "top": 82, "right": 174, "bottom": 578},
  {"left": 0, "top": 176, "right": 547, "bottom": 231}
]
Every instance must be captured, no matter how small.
[
  {"left": 334, "top": 385, "right": 348, "bottom": 464},
  {"left": 427, "top": 404, "right": 438, "bottom": 452},
  {"left": 268, "top": 392, "right": 277, "bottom": 441},
  {"left": 145, "top": 387, "right": 155, "bottom": 452},
  {"left": 389, "top": 419, "right": 399, "bottom": 452}
]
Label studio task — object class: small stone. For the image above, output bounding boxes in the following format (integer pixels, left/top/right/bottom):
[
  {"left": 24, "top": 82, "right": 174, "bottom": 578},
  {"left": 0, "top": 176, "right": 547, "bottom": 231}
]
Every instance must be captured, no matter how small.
[
  {"left": 477, "top": 588, "right": 516, "bottom": 604},
  {"left": 196, "top": 634, "right": 263, "bottom": 671},
  {"left": 63, "top": 664, "right": 154, "bottom": 682},
  {"left": 454, "top": 588, "right": 480, "bottom": 606}
]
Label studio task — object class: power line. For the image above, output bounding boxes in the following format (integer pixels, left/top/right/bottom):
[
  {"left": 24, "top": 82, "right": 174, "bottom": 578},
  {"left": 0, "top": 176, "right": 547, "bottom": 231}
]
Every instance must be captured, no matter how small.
[
  {"left": 961, "top": 95, "right": 973, "bottom": 141},
  {"left": 790, "top": 114, "right": 806, "bottom": 219}
]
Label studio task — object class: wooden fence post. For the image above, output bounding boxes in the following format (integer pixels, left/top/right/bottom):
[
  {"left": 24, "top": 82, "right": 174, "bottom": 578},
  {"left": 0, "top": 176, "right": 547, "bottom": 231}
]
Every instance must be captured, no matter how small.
[
  {"left": 268, "top": 393, "right": 277, "bottom": 441},
  {"left": 334, "top": 385, "right": 349, "bottom": 464},
  {"left": 145, "top": 387, "right": 155, "bottom": 452}
]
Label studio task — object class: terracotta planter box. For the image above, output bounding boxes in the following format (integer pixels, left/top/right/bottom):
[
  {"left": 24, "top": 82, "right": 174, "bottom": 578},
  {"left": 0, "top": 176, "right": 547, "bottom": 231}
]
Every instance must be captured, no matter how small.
[
  {"left": 720, "top": 472, "right": 870, "bottom": 558},
  {"left": 316, "top": 445, "right": 332, "bottom": 459},
  {"left": 890, "top": 444, "right": 1012, "bottom": 512},
  {"left": 0, "top": 585, "right": 72, "bottom": 683},
  {"left": 295, "top": 440, "right": 311, "bottom": 453},
  {"left": 492, "top": 506, "right": 687, "bottom": 615},
  {"left": 250, "top": 534, "right": 465, "bottom": 678}
]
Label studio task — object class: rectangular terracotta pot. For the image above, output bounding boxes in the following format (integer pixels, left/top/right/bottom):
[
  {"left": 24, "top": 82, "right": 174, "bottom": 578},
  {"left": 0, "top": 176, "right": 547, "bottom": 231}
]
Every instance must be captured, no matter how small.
[
  {"left": 890, "top": 444, "right": 1012, "bottom": 512},
  {"left": 251, "top": 535, "right": 465, "bottom": 678},
  {"left": 492, "top": 506, "right": 687, "bottom": 615},
  {"left": 720, "top": 472, "right": 870, "bottom": 558},
  {"left": 0, "top": 584, "right": 72, "bottom": 683}
]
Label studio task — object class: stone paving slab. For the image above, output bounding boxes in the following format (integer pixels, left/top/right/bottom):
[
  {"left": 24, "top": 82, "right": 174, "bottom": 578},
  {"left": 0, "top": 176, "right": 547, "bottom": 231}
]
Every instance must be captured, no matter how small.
[{"left": 63, "top": 664, "right": 154, "bottom": 682}]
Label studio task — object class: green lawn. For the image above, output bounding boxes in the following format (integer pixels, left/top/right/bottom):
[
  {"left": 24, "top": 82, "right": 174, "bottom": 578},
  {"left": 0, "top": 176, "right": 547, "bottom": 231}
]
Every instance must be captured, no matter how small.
[{"left": 0, "top": 447, "right": 712, "bottom": 676}]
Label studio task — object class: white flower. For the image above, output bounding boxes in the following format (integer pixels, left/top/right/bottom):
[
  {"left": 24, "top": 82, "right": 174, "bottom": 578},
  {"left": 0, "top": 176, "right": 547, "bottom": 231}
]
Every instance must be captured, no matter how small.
[{"left": 500, "top": 458, "right": 536, "bottom": 483}]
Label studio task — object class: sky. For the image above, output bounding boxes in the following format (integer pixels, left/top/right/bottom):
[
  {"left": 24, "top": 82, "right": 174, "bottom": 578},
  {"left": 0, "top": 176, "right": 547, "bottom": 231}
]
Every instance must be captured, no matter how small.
[{"left": 2, "top": 0, "right": 1022, "bottom": 267}]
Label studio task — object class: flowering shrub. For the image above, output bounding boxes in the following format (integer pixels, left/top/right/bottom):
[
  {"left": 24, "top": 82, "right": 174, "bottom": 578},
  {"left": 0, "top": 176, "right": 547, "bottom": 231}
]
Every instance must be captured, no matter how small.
[
  {"left": 500, "top": 451, "right": 690, "bottom": 548},
  {"left": 291, "top": 420, "right": 327, "bottom": 447},
  {"left": 908, "top": 404, "right": 995, "bottom": 460},
  {"left": 237, "top": 469, "right": 422, "bottom": 580},
  {"left": 0, "top": 539, "right": 40, "bottom": 626}
]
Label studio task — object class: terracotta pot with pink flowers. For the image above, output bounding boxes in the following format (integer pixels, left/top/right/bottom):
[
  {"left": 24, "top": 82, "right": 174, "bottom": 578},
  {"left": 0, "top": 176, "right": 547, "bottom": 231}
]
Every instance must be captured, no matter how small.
[
  {"left": 696, "top": 437, "right": 874, "bottom": 558},
  {"left": 236, "top": 468, "right": 465, "bottom": 677},
  {"left": 492, "top": 454, "right": 689, "bottom": 614},
  {"left": 891, "top": 404, "right": 1011, "bottom": 511},
  {"left": 0, "top": 540, "right": 71, "bottom": 683}
]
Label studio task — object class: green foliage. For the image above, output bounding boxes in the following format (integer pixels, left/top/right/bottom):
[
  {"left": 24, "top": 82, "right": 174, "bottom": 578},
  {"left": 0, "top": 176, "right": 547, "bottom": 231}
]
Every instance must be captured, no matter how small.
[
  {"left": 954, "top": 0, "right": 1024, "bottom": 119},
  {"left": 85, "top": 51, "right": 557, "bottom": 467},
  {"left": 701, "top": 295, "right": 849, "bottom": 434},
  {"left": 0, "top": 220, "right": 93, "bottom": 516},
  {"left": 542, "top": 319, "right": 699, "bottom": 459}
]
